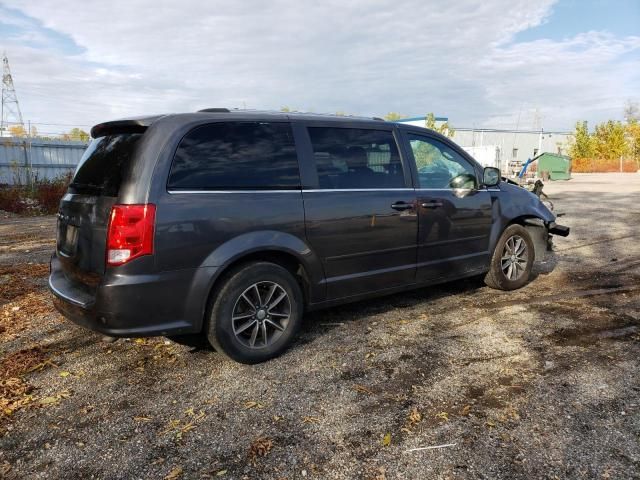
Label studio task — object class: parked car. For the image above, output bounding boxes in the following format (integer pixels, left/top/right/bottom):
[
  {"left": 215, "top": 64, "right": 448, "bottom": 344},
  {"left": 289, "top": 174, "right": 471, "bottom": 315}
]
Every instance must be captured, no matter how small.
[{"left": 50, "top": 109, "right": 569, "bottom": 363}]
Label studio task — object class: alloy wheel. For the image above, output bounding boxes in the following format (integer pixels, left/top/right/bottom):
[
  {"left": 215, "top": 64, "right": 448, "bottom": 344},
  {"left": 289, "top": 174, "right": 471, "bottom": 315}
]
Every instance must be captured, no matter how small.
[
  {"left": 501, "top": 235, "right": 528, "bottom": 281},
  {"left": 231, "top": 281, "right": 291, "bottom": 349}
]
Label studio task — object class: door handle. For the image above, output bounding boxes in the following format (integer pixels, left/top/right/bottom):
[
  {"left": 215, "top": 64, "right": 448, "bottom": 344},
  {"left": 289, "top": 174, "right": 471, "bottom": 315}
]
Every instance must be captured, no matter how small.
[
  {"left": 421, "top": 201, "right": 444, "bottom": 208},
  {"left": 391, "top": 202, "right": 413, "bottom": 211}
]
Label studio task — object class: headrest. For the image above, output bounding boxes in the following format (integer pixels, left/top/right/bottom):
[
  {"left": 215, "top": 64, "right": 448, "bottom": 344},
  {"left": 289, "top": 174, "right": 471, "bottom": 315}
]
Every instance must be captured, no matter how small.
[{"left": 346, "top": 146, "right": 368, "bottom": 169}]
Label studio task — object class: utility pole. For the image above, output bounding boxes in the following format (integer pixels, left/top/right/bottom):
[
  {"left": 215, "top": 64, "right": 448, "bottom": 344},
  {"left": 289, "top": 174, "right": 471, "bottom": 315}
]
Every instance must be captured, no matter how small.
[{"left": 1, "top": 52, "right": 25, "bottom": 136}]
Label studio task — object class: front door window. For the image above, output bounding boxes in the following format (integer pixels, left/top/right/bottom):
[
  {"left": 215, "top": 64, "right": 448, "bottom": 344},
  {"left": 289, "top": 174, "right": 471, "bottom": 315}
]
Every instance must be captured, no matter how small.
[{"left": 408, "top": 135, "right": 477, "bottom": 190}]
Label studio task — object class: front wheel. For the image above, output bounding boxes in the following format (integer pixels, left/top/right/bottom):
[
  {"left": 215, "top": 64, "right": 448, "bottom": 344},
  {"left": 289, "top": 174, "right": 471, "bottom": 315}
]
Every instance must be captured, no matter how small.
[
  {"left": 206, "top": 262, "right": 304, "bottom": 364},
  {"left": 484, "top": 224, "right": 534, "bottom": 290}
]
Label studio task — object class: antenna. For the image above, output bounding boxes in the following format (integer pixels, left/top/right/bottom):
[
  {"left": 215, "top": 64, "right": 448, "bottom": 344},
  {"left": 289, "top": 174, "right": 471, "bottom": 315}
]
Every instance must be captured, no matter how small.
[{"left": 1, "top": 52, "right": 25, "bottom": 136}]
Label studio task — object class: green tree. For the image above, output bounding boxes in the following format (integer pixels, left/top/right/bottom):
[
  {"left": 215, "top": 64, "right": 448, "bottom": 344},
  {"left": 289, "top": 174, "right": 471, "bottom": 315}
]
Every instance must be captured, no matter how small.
[
  {"left": 63, "top": 128, "right": 90, "bottom": 142},
  {"left": 625, "top": 119, "right": 640, "bottom": 165},
  {"left": 383, "top": 112, "right": 404, "bottom": 121},
  {"left": 593, "top": 120, "right": 628, "bottom": 160},
  {"left": 569, "top": 121, "right": 595, "bottom": 159},
  {"left": 425, "top": 113, "right": 454, "bottom": 138}
]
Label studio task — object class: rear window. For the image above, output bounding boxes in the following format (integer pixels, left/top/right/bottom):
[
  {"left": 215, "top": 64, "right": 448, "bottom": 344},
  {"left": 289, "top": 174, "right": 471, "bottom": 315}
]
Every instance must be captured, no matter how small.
[
  {"left": 70, "top": 134, "right": 142, "bottom": 196},
  {"left": 168, "top": 122, "right": 300, "bottom": 190}
]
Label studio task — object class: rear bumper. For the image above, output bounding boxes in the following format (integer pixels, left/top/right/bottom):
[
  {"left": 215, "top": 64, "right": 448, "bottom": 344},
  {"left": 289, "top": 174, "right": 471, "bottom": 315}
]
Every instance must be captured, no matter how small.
[{"left": 49, "top": 255, "right": 218, "bottom": 337}]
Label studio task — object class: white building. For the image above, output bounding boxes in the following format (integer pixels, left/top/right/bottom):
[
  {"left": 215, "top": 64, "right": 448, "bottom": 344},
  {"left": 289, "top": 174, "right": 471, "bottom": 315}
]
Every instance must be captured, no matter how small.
[{"left": 396, "top": 116, "right": 573, "bottom": 175}]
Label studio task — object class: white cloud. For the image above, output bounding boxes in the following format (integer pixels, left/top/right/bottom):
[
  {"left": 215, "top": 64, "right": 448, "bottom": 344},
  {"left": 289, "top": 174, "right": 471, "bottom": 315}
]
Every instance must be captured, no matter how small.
[{"left": 1, "top": 0, "right": 638, "bottom": 132}]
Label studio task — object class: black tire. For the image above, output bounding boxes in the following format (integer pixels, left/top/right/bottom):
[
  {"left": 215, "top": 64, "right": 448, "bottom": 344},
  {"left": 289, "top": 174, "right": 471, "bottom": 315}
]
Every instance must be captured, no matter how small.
[
  {"left": 206, "top": 262, "right": 304, "bottom": 364},
  {"left": 484, "top": 224, "right": 534, "bottom": 291}
]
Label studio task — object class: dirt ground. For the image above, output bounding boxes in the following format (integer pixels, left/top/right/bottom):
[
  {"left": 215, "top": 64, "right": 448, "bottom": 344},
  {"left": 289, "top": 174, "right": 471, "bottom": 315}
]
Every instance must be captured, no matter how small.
[{"left": 0, "top": 173, "right": 638, "bottom": 480}]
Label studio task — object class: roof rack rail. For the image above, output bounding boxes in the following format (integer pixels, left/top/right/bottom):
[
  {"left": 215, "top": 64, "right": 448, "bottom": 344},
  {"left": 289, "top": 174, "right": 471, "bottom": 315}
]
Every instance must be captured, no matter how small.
[
  {"left": 197, "top": 108, "right": 231, "bottom": 113},
  {"left": 372, "top": 116, "right": 385, "bottom": 121}
]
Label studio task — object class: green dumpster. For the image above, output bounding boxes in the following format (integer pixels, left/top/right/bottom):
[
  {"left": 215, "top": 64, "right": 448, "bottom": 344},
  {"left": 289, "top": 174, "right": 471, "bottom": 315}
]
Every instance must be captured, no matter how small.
[{"left": 536, "top": 152, "right": 571, "bottom": 181}]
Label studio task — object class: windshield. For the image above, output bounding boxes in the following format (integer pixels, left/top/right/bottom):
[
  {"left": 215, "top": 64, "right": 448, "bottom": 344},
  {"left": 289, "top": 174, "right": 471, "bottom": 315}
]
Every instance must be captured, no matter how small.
[{"left": 70, "top": 133, "right": 142, "bottom": 196}]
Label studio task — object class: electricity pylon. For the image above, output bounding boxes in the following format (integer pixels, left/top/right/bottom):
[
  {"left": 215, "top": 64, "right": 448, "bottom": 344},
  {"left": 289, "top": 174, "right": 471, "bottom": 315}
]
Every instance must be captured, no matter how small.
[{"left": 1, "top": 52, "right": 25, "bottom": 136}]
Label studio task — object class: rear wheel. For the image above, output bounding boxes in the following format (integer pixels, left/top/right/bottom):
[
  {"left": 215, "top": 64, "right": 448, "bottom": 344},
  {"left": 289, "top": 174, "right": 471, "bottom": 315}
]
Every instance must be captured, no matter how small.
[
  {"left": 206, "top": 262, "right": 303, "bottom": 364},
  {"left": 485, "top": 224, "right": 534, "bottom": 290}
]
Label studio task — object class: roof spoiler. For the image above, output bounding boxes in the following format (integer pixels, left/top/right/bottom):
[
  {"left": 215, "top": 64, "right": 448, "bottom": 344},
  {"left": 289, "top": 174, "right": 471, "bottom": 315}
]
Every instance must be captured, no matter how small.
[{"left": 90, "top": 115, "right": 165, "bottom": 138}]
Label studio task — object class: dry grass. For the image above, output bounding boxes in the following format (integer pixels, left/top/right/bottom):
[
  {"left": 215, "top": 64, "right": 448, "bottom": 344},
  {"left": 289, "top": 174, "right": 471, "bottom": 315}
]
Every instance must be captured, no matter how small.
[
  {"left": 0, "top": 347, "right": 49, "bottom": 425},
  {"left": 0, "top": 346, "right": 48, "bottom": 380},
  {"left": 0, "top": 260, "right": 57, "bottom": 431},
  {"left": 0, "top": 263, "right": 49, "bottom": 303},
  {"left": 0, "top": 292, "right": 57, "bottom": 340}
]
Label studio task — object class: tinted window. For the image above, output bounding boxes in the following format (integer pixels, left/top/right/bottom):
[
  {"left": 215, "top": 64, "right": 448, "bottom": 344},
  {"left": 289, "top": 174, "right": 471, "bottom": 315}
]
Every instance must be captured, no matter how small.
[
  {"left": 408, "top": 135, "right": 477, "bottom": 189},
  {"left": 168, "top": 122, "right": 300, "bottom": 190},
  {"left": 308, "top": 127, "right": 405, "bottom": 189},
  {"left": 70, "top": 133, "right": 142, "bottom": 196}
]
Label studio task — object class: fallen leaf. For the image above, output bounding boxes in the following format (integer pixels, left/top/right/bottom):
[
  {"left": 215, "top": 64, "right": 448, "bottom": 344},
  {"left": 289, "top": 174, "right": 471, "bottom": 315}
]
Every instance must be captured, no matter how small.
[
  {"left": 460, "top": 405, "right": 472, "bottom": 416},
  {"left": 302, "top": 416, "right": 320, "bottom": 424},
  {"left": 243, "top": 401, "right": 265, "bottom": 410},
  {"left": 165, "top": 466, "right": 183, "bottom": 480},
  {"left": 59, "top": 371, "right": 71, "bottom": 378},
  {"left": 353, "top": 384, "right": 374, "bottom": 395},
  {"left": 216, "top": 470, "right": 227, "bottom": 476},
  {"left": 134, "top": 416, "right": 152, "bottom": 422},
  {"left": 39, "top": 396, "right": 60, "bottom": 405},
  {"left": 405, "top": 407, "right": 422, "bottom": 429},
  {"left": 248, "top": 437, "right": 273, "bottom": 461},
  {"left": 436, "top": 412, "right": 449, "bottom": 422},
  {"left": 382, "top": 432, "right": 392, "bottom": 447}
]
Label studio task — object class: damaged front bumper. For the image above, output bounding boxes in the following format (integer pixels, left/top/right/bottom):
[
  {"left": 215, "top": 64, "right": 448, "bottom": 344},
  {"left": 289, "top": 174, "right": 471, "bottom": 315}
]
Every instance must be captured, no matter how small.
[
  {"left": 523, "top": 218, "right": 570, "bottom": 261},
  {"left": 548, "top": 222, "right": 570, "bottom": 237}
]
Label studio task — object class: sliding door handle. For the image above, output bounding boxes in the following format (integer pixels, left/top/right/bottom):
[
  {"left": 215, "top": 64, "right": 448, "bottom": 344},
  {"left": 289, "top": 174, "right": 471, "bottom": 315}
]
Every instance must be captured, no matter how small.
[
  {"left": 391, "top": 202, "right": 413, "bottom": 211},
  {"left": 421, "top": 201, "right": 443, "bottom": 208}
]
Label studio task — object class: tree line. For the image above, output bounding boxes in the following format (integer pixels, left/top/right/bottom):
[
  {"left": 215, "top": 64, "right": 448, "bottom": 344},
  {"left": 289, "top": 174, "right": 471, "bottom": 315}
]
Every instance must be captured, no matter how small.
[
  {"left": 6, "top": 125, "right": 90, "bottom": 142},
  {"left": 569, "top": 102, "right": 640, "bottom": 172}
]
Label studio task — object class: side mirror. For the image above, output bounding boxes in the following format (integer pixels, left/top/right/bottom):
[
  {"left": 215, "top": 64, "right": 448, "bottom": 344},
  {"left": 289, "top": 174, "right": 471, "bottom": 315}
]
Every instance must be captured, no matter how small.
[{"left": 483, "top": 167, "right": 501, "bottom": 187}]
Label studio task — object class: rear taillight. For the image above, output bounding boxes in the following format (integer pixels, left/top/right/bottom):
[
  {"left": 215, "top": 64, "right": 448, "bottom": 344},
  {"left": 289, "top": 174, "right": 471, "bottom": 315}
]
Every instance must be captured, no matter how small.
[{"left": 106, "top": 204, "right": 156, "bottom": 266}]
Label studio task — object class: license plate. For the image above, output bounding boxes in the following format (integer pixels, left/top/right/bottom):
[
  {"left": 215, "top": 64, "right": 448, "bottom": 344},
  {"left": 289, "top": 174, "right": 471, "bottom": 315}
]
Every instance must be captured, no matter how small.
[{"left": 61, "top": 224, "right": 78, "bottom": 254}]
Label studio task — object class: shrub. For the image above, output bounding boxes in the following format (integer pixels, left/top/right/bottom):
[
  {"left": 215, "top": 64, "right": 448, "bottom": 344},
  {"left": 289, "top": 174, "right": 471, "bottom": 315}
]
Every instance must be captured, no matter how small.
[
  {"left": 0, "top": 173, "right": 72, "bottom": 215},
  {"left": 33, "top": 173, "right": 72, "bottom": 214},
  {"left": 0, "top": 187, "right": 27, "bottom": 214},
  {"left": 572, "top": 157, "right": 638, "bottom": 173}
]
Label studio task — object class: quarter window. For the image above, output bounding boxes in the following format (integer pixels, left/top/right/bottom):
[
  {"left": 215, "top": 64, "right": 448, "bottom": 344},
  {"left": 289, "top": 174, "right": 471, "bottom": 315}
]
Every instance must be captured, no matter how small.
[
  {"left": 408, "top": 135, "right": 477, "bottom": 190},
  {"left": 168, "top": 122, "right": 300, "bottom": 190},
  {"left": 307, "top": 127, "right": 405, "bottom": 189}
]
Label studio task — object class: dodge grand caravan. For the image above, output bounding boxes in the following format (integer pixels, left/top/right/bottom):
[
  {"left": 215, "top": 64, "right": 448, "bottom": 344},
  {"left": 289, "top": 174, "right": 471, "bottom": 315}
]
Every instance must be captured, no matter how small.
[{"left": 50, "top": 109, "right": 569, "bottom": 363}]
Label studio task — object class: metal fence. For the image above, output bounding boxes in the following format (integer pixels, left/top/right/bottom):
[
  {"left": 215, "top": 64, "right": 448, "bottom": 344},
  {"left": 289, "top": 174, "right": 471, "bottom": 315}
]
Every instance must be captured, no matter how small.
[{"left": 0, "top": 137, "right": 88, "bottom": 185}]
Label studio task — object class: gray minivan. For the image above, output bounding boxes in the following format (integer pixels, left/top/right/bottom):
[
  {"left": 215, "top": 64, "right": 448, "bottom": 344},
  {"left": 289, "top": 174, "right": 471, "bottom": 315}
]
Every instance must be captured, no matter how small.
[{"left": 50, "top": 109, "right": 569, "bottom": 363}]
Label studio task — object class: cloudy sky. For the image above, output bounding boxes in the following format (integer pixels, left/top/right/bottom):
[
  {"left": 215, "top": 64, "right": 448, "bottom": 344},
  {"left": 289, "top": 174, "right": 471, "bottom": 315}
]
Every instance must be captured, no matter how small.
[{"left": 0, "top": 0, "right": 638, "bottom": 134}]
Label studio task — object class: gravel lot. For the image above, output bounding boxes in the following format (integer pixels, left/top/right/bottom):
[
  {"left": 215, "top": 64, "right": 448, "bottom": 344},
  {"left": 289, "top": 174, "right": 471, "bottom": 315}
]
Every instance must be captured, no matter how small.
[{"left": 1, "top": 173, "right": 639, "bottom": 480}]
